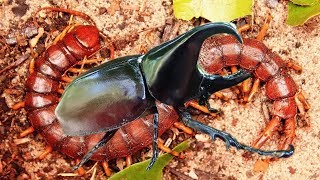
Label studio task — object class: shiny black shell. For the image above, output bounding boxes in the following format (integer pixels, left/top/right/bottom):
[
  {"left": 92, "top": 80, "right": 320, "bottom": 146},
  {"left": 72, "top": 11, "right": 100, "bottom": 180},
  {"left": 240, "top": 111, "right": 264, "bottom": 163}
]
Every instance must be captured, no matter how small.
[{"left": 55, "top": 55, "right": 152, "bottom": 136}]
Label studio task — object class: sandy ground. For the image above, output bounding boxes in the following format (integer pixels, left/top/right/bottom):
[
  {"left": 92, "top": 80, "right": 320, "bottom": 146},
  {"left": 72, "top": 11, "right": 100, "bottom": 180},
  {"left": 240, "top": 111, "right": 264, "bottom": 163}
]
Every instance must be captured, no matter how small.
[{"left": 0, "top": 0, "right": 320, "bottom": 179}]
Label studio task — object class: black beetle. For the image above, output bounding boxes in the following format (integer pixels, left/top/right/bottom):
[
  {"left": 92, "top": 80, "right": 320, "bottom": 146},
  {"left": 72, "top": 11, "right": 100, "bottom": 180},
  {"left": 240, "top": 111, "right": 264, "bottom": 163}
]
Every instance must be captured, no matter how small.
[{"left": 55, "top": 22, "right": 293, "bottom": 170}]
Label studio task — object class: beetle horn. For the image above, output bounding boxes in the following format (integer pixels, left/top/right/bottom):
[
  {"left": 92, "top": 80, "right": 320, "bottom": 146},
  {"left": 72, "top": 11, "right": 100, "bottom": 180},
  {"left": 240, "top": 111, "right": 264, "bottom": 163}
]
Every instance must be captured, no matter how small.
[{"left": 141, "top": 22, "right": 243, "bottom": 106}]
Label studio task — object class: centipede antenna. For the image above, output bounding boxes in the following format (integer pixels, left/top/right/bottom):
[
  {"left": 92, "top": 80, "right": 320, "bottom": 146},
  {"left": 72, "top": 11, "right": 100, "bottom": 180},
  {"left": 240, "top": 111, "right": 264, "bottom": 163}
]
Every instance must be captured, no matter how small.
[
  {"left": 72, "top": 130, "right": 116, "bottom": 171},
  {"left": 34, "top": 7, "right": 96, "bottom": 26},
  {"left": 177, "top": 109, "right": 294, "bottom": 158}
]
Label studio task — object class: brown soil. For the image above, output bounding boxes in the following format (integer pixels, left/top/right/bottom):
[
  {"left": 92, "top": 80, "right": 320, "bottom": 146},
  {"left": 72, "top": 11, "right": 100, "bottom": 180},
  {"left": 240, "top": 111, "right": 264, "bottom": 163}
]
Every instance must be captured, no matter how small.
[{"left": 1, "top": 0, "right": 320, "bottom": 179}]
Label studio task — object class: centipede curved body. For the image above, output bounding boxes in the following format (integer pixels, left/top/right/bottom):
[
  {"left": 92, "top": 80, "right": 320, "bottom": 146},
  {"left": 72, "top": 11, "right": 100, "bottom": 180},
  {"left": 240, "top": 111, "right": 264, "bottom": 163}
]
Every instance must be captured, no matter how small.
[
  {"left": 24, "top": 25, "right": 179, "bottom": 161},
  {"left": 198, "top": 35, "right": 299, "bottom": 149}
]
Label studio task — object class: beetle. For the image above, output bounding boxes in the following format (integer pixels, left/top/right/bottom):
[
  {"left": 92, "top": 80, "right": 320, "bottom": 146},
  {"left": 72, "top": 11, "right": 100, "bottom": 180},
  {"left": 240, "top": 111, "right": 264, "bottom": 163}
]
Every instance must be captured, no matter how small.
[{"left": 55, "top": 22, "right": 294, "bottom": 170}]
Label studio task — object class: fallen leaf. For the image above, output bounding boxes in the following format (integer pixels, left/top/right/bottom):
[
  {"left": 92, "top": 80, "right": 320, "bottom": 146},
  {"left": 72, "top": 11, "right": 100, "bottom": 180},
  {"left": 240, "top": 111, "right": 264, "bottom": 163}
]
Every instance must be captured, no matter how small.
[
  {"left": 287, "top": 1, "right": 320, "bottom": 26},
  {"left": 110, "top": 140, "right": 190, "bottom": 180},
  {"left": 173, "top": 0, "right": 253, "bottom": 22},
  {"left": 290, "top": 0, "right": 320, "bottom": 6}
]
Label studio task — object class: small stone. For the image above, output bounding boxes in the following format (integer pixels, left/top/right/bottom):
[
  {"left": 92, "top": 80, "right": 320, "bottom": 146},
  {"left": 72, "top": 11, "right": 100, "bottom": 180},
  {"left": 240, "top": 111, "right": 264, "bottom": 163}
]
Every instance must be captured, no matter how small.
[{"left": 188, "top": 169, "right": 199, "bottom": 179}]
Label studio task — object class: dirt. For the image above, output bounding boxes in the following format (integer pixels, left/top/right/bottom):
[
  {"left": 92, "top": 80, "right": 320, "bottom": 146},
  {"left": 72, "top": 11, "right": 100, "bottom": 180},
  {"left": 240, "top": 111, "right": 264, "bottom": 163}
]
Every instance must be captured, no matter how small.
[{"left": 1, "top": 0, "right": 320, "bottom": 179}]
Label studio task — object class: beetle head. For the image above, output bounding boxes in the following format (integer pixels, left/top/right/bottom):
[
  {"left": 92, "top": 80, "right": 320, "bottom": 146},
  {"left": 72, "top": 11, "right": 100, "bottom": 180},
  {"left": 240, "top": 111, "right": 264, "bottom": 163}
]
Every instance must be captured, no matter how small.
[{"left": 141, "top": 22, "right": 242, "bottom": 106}]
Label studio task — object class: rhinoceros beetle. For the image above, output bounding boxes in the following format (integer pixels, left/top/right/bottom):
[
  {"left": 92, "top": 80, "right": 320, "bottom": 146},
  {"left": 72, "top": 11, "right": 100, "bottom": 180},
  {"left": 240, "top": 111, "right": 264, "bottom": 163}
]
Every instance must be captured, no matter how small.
[{"left": 55, "top": 22, "right": 294, "bottom": 170}]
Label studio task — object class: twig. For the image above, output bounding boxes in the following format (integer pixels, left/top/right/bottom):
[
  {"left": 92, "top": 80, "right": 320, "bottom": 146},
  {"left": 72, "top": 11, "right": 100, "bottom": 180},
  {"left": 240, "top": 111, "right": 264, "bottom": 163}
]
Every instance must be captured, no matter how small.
[{"left": 0, "top": 54, "right": 30, "bottom": 75}]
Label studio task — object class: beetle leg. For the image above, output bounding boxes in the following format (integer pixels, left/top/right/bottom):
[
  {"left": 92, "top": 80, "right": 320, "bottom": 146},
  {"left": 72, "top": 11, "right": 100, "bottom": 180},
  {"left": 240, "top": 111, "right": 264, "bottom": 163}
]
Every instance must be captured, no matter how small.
[
  {"left": 177, "top": 108, "right": 294, "bottom": 158},
  {"left": 72, "top": 130, "right": 117, "bottom": 171},
  {"left": 146, "top": 107, "right": 159, "bottom": 170}
]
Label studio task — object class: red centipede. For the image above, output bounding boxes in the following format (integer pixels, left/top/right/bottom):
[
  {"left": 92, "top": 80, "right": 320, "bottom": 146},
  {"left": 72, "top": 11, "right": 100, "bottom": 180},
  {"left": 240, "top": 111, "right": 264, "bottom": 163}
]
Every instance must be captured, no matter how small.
[{"left": 197, "top": 27, "right": 310, "bottom": 150}]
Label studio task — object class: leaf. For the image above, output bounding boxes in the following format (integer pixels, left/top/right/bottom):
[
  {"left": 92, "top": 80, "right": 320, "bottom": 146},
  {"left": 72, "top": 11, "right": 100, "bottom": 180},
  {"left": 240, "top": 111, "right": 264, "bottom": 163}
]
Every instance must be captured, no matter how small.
[
  {"left": 109, "top": 140, "right": 190, "bottom": 180},
  {"left": 287, "top": 1, "right": 320, "bottom": 26},
  {"left": 290, "top": 0, "right": 320, "bottom": 6},
  {"left": 173, "top": 0, "right": 253, "bottom": 22}
]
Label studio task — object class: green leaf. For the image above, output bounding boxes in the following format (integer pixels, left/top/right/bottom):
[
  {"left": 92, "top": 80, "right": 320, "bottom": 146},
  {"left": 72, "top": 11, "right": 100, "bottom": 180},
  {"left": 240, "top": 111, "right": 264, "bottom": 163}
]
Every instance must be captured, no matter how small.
[
  {"left": 173, "top": 0, "right": 253, "bottom": 22},
  {"left": 287, "top": 1, "right": 320, "bottom": 26},
  {"left": 109, "top": 140, "right": 190, "bottom": 180},
  {"left": 290, "top": 0, "right": 320, "bottom": 6}
]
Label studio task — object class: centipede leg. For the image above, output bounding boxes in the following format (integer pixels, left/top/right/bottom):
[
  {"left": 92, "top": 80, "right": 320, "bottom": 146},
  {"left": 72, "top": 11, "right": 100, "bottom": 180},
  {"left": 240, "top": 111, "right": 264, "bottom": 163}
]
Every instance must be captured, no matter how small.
[
  {"left": 20, "top": 127, "right": 35, "bottom": 137},
  {"left": 185, "top": 100, "right": 217, "bottom": 117},
  {"left": 12, "top": 101, "right": 25, "bottom": 110},
  {"left": 245, "top": 78, "right": 260, "bottom": 102},
  {"left": 53, "top": 25, "right": 77, "bottom": 44},
  {"left": 102, "top": 161, "right": 112, "bottom": 176},
  {"left": 287, "top": 62, "right": 302, "bottom": 73},
  {"left": 77, "top": 58, "right": 103, "bottom": 65},
  {"left": 280, "top": 117, "right": 295, "bottom": 150},
  {"left": 214, "top": 92, "right": 228, "bottom": 101},
  {"left": 242, "top": 78, "right": 251, "bottom": 94},
  {"left": 126, "top": 156, "right": 133, "bottom": 167},
  {"left": 57, "top": 88, "right": 64, "bottom": 94},
  {"left": 296, "top": 91, "right": 311, "bottom": 111},
  {"left": 256, "top": 15, "right": 271, "bottom": 41},
  {"left": 237, "top": 24, "right": 251, "bottom": 33},
  {"left": 67, "top": 68, "right": 88, "bottom": 74},
  {"left": 34, "top": 7, "right": 95, "bottom": 26},
  {"left": 29, "top": 58, "right": 35, "bottom": 74},
  {"left": 61, "top": 76, "right": 74, "bottom": 83},
  {"left": 109, "top": 44, "right": 115, "bottom": 60},
  {"left": 75, "top": 159, "right": 85, "bottom": 176},
  {"left": 173, "top": 122, "right": 193, "bottom": 135},
  {"left": 38, "top": 146, "right": 53, "bottom": 160},
  {"left": 158, "top": 139, "right": 180, "bottom": 157},
  {"left": 252, "top": 116, "right": 281, "bottom": 149}
]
